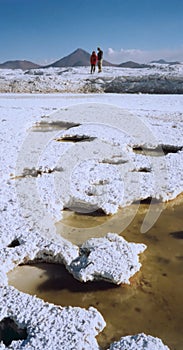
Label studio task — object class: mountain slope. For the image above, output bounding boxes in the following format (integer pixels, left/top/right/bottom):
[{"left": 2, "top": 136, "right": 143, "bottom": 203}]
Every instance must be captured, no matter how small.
[
  {"left": 151, "top": 59, "right": 181, "bottom": 65},
  {"left": 45, "top": 48, "right": 114, "bottom": 67},
  {"left": 0, "top": 60, "right": 40, "bottom": 70},
  {"left": 118, "top": 61, "right": 151, "bottom": 68}
]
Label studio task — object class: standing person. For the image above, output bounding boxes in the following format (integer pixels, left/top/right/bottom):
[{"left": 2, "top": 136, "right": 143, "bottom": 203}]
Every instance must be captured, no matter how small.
[
  {"left": 90, "top": 51, "right": 97, "bottom": 74},
  {"left": 97, "top": 47, "right": 103, "bottom": 73}
]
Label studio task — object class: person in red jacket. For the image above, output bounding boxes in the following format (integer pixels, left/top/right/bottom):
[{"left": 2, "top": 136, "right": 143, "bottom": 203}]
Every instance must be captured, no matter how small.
[{"left": 90, "top": 51, "right": 97, "bottom": 74}]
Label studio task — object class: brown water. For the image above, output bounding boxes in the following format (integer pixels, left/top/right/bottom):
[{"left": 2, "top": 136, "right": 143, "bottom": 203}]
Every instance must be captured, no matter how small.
[{"left": 8, "top": 198, "right": 183, "bottom": 350}]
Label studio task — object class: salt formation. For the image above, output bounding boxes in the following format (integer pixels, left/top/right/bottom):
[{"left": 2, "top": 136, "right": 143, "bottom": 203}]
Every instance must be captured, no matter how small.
[
  {"left": 62, "top": 158, "right": 126, "bottom": 215},
  {"left": 53, "top": 121, "right": 183, "bottom": 215},
  {"left": 0, "top": 286, "right": 105, "bottom": 349},
  {"left": 0, "top": 64, "right": 183, "bottom": 94},
  {"left": 0, "top": 233, "right": 146, "bottom": 287},
  {"left": 0, "top": 96, "right": 181, "bottom": 349},
  {"left": 108, "top": 333, "right": 170, "bottom": 350},
  {"left": 0, "top": 233, "right": 79, "bottom": 286},
  {"left": 0, "top": 231, "right": 148, "bottom": 349},
  {"left": 69, "top": 233, "right": 146, "bottom": 284}
]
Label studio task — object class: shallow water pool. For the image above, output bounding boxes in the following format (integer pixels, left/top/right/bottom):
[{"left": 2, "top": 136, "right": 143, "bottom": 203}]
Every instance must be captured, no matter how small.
[{"left": 8, "top": 198, "right": 183, "bottom": 350}]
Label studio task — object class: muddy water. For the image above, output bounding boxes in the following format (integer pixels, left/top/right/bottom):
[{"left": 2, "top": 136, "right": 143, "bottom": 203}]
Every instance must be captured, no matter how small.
[
  {"left": 8, "top": 199, "right": 183, "bottom": 350},
  {"left": 31, "top": 120, "right": 80, "bottom": 132}
]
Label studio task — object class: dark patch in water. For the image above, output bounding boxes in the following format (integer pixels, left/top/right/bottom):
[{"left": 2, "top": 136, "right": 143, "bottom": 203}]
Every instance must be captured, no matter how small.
[
  {"left": 162, "top": 145, "right": 182, "bottom": 155},
  {"left": 63, "top": 207, "right": 106, "bottom": 216},
  {"left": 79, "top": 208, "right": 106, "bottom": 217},
  {"left": 170, "top": 231, "right": 183, "bottom": 239},
  {"left": 133, "top": 146, "right": 164, "bottom": 156},
  {"left": 133, "top": 145, "right": 182, "bottom": 156},
  {"left": 132, "top": 167, "right": 151, "bottom": 173},
  {"left": 157, "top": 256, "right": 170, "bottom": 264},
  {"left": 145, "top": 234, "right": 159, "bottom": 242},
  {"left": 175, "top": 255, "right": 183, "bottom": 261},
  {"left": 134, "top": 307, "right": 141, "bottom": 313},
  {"left": 57, "top": 135, "right": 96, "bottom": 143},
  {"left": 133, "top": 197, "right": 155, "bottom": 205},
  {"left": 33, "top": 264, "right": 117, "bottom": 293},
  {"left": 140, "top": 197, "right": 161, "bottom": 204},
  {"left": 176, "top": 255, "right": 183, "bottom": 261},
  {"left": 31, "top": 121, "right": 80, "bottom": 132}
]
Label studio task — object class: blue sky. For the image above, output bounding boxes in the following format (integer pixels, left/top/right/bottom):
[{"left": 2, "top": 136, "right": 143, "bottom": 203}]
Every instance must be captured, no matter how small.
[{"left": 0, "top": 0, "right": 183, "bottom": 64}]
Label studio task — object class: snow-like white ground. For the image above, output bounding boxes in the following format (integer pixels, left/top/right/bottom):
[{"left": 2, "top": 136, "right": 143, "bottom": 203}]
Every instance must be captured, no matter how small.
[
  {"left": 0, "top": 286, "right": 106, "bottom": 350},
  {"left": 0, "top": 91, "right": 182, "bottom": 349},
  {"left": 0, "top": 63, "right": 183, "bottom": 93},
  {"left": 108, "top": 333, "right": 170, "bottom": 350},
  {"left": 0, "top": 93, "right": 182, "bottom": 241}
]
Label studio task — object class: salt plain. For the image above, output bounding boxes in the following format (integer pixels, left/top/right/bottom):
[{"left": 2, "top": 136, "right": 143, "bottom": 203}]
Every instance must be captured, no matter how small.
[{"left": 0, "top": 67, "right": 183, "bottom": 350}]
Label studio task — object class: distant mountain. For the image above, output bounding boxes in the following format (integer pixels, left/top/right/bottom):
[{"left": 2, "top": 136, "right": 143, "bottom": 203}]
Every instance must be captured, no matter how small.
[
  {"left": 0, "top": 60, "right": 40, "bottom": 70},
  {"left": 44, "top": 48, "right": 114, "bottom": 68},
  {"left": 118, "top": 61, "right": 151, "bottom": 68},
  {"left": 151, "top": 59, "right": 181, "bottom": 65}
]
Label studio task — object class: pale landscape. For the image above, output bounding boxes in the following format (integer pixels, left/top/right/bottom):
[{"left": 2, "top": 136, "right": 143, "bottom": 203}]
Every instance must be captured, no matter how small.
[{"left": 0, "top": 58, "right": 183, "bottom": 350}]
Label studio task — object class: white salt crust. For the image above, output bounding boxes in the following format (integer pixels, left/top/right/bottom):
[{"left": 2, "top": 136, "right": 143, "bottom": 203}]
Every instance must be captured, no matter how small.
[
  {"left": 0, "top": 286, "right": 105, "bottom": 350},
  {"left": 108, "top": 333, "right": 170, "bottom": 350},
  {"left": 0, "top": 94, "right": 182, "bottom": 349}
]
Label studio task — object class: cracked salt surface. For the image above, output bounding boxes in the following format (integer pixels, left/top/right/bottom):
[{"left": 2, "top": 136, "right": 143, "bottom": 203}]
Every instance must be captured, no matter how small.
[{"left": 0, "top": 93, "right": 183, "bottom": 349}]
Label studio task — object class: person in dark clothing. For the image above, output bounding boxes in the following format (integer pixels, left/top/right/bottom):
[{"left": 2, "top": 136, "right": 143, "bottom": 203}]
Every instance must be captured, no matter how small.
[
  {"left": 97, "top": 47, "right": 103, "bottom": 72},
  {"left": 90, "top": 51, "right": 97, "bottom": 74}
]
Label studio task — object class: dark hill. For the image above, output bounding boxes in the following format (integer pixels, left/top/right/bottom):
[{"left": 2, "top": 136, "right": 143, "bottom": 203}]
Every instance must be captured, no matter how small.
[
  {"left": 0, "top": 60, "right": 40, "bottom": 70},
  {"left": 118, "top": 61, "right": 150, "bottom": 68},
  {"left": 44, "top": 48, "right": 114, "bottom": 67},
  {"left": 151, "top": 59, "right": 181, "bottom": 65}
]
